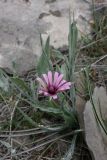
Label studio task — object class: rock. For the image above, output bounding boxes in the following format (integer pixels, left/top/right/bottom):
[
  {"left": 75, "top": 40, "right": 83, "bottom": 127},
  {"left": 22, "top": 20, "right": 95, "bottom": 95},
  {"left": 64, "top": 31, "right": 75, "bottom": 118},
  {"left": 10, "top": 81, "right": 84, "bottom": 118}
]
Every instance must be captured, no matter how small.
[
  {"left": 75, "top": 71, "right": 87, "bottom": 128},
  {"left": 41, "top": 0, "right": 92, "bottom": 48},
  {"left": 0, "top": 0, "right": 44, "bottom": 75},
  {"left": 0, "top": 44, "right": 40, "bottom": 75},
  {"left": 84, "top": 87, "right": 107, "bottom": 160},
  {"left": 0, "top": 0, "right": 92, "bottom": 75}
]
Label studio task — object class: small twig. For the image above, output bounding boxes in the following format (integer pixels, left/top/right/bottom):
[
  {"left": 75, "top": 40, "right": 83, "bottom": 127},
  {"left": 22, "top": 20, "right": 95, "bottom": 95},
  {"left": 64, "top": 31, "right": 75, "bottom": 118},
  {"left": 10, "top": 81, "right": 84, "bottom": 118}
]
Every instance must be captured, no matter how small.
[
  {"left": 0, "top": 127, "right": 41, "bottom": 133},
  {"left": 0, "top": 130, "right": 47, "bottom": 138},
  {"left": 5, "top": 129, "right": 83, "bottom": 158},
  {"left": 78, "top": 35, "right": 107, "bottom": 52},
  {"left": 9, "top": 100, "right": 19, "bottom": 159},
  {"left": 92, "top": 54, "right": 107, "bottom": 66}
]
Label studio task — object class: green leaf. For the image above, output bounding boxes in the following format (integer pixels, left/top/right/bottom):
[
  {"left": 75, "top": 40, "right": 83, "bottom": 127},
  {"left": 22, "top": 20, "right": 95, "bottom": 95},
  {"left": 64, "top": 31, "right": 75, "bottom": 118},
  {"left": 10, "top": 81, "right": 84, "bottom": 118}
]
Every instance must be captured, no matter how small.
[
  {"left": 68, "top": 19, "right": 78, "bottom": 109},
  {"left": 60, "top": 63, "right": 67, "bottom": 79},
  {"left": 62, "top": 107, "right": 78, "bottom": 128},
  {"left": 11, "top": 77, "right": 30, "bottom": 94},
  {"left": 45, "top": 36, "right": 50, "bottom": 57},
  {"left": 52, "top": 49, "right": 65, "bottom": 60},
  {"left": 0, "top": 70, "right": 9, "bottom": 92},
  {"left": 62, "top": 135, "right": 77, "bottom": 160},
  {"left": 69, "top": 21, "right": 78, "bottom": 66},
  {"left": 19, "top": 97, "right": 62, "bottom": 115},
  {"left": 37, "top": 36, "right": 53, "bottom": 75},
  {"left": 35, "top": 102, "right": 63, "bottom": 114},
  {"left": 42, "top": 125, "right": 64, "bottom": 132},
  {"left": 30, "top": 80, "right": 37, "bottom": 101},
  {"left": 16, "top": 107, "right": 38, "bottom": 127}
]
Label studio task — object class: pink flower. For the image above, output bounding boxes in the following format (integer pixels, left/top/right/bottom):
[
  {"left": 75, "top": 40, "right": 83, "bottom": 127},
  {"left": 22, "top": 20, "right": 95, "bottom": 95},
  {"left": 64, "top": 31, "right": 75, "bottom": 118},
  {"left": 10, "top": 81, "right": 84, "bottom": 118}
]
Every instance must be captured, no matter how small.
[{"left": 36, "top": 71, "right": 72, "bottom": 99}]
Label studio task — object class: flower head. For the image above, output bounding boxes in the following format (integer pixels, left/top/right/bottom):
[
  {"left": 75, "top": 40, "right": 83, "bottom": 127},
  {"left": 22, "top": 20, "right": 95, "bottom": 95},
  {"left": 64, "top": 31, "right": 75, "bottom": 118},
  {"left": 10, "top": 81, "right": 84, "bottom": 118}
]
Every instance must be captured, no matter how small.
[{"left": 36, "top": 71, "right": 72, "bottom": 99}]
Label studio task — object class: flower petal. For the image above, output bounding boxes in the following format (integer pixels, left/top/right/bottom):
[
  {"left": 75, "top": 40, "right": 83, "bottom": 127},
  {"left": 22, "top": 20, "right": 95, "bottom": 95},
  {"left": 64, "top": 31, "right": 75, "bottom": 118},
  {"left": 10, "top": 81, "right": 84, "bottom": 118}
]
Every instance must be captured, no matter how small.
[
  {"left": 58, "top": 80, "right": 66, "bottom": 88},
  {"left": 40, "top": 87, "right": 48, "bottom": 92},
  {"left": 58, "top": 82, "right": 71, "bottom": 91},
  {"left": 36, "top": 77, "right": 47, "bottom": 88},
  {"left": 42, "top": 74, "right": 48, "bottom": 84},
  {"left": 52, "top": 95, "right": 58, "bottom": 99},
  {"left": 57, "top": 86, "right": 70, "bottom": 91},
  {"left": 48, "top": 71, "right": 53, "bottom": 85},
  {"left": 54, "top": 72, "right": 59, "bottom": 85},
  {"left": 44, "top": 92, "right": 49, "bottom": 96},
  {"left": 54, "top": 74, "right": 63, "bottom": 87},
  {"left": 38, "top": 90, "right": 43, "bottom": 94}
]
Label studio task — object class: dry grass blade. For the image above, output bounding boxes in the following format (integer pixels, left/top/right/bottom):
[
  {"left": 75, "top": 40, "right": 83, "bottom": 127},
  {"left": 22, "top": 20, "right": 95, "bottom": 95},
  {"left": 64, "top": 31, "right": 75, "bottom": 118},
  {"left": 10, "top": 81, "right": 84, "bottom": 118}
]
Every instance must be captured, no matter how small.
[{"left": 4, "top": 129, "right": 82, "bottom": 158}]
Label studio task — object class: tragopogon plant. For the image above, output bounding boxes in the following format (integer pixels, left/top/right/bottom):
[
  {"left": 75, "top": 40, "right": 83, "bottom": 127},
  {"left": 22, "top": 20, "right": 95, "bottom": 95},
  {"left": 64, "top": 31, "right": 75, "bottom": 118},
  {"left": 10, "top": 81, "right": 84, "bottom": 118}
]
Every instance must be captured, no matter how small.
[{"left": 36, "top": 71, "right": 72, "bottom": 99}]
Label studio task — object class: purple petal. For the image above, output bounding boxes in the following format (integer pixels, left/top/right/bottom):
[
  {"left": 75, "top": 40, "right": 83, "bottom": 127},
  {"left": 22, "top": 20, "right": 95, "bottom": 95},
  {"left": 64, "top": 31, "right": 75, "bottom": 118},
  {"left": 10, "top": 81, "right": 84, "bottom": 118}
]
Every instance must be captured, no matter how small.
[
  {"left": 38, "top": 90, "right": 43, "bottom": 94},
  {"left": 44, "top": 92, "right": 49, "bottom": 96},
  {"left": 57, "top": 86, "right": 70, "bottom": 91},
  {"left": 42, "top": 74, "right": 48, "bottom": 84},
  {"left": 54, "top": 72, "right": 59, "bottom": 85},
  {"left": 54, "top": 74, "right": 63, "bottom": 87},
  {"left": 58, "top": 80, "right": 66, "bottom": 87},
  {"left": 48, "top": 71, "right": 53, "bottom": 85},
  {"left": 63, "top": 82, "right": 71, "bottom": 87},
  {"left": 57, "top": 82, "right": 71, "bottom": 91},
  {"left": 36, "top": 77, "right": 47, "bottom": 89},
  {"left": 40, "top": 87, "right": 48, "bottom": 92},
  {"left": 52, "top": 95, "right": 58, "bottom": 99}
]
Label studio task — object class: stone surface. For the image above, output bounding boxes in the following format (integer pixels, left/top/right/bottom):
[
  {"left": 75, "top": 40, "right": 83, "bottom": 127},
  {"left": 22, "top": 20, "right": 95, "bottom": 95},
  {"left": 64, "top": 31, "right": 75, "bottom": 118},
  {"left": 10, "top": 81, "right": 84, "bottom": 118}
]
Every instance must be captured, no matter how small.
[
  {"left": 84, "top": 87, "right": 107, "bottom": 160},
  {"left": 41, "top": 0, "right": 92, "bottom": 48},
  {"left": 0, "top": 0, "right": 92, "bottom": 74},
  {"left": 75, "top": 71, "right": 87, "bottom": 129},
  {"left": 0, "top": 0, "right": 44, "bottom": 74}
]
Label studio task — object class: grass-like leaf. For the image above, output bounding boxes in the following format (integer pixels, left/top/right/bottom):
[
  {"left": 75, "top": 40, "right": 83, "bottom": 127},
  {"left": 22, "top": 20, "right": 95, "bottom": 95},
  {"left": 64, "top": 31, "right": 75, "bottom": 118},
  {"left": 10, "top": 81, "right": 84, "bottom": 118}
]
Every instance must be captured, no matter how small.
[
  {"left": 37, "top": 36, "right": 53, "bottom": 75},
  {"left": 68, "top": 19, "right": 78, "bottom": 109},
  {"left": 11, "top": 77, "right": 31, "bottom": 94},
  {"left": 16, "top": 107, "right": 38, "bottom": 127},
  {"left": 0, "top": 70, "right": 9, "bottom": 92},
  {"left": 62, "top": 135, "right": 77, "bottom": 160}
]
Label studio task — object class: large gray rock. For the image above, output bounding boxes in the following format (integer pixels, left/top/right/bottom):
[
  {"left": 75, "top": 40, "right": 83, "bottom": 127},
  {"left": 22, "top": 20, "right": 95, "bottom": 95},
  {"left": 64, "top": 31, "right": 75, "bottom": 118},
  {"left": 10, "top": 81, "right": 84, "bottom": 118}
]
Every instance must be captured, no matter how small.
[
  {"left": 84, "top": 87, "right": 107, "bottom": 160},
  {"left": 0, "top": 0, "right": 45, "bottom": 74},
  {"left": 41, "top": 0, "right": 92, "bottom": 48},
  {"left": 0, "top": 0, "right": 92, "bottom": 74}
]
